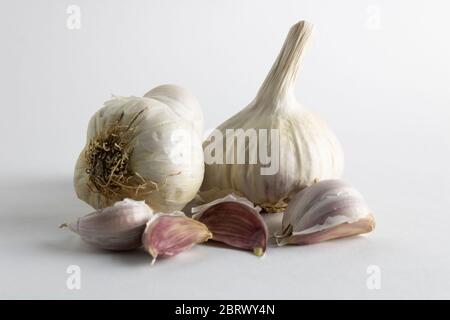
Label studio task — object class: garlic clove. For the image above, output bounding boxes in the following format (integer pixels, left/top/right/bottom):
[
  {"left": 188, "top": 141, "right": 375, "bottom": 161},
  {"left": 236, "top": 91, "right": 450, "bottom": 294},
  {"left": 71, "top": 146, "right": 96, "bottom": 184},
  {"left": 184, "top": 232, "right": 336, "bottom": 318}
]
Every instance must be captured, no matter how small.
[
  {"left": 61, "top": 198, "right": 153, "bottom": 251},
  {"left": 192, "top": 194, "right": 268, "bottom": 256},
  {"left": 182, "top": 188, "right": 245, "bottom": 217},
  {"left": 276, "top": 180, "right": 375, "bottom": 246},
  {"left": 141, "top": 212, "right": 212, "bottom": 262}
]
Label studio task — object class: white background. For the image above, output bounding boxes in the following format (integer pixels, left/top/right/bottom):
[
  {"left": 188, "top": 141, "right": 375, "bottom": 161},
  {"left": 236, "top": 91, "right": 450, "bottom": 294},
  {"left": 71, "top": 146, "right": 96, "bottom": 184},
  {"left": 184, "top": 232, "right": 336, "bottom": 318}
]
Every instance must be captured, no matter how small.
[{"left": 1, "top": 0, "right": 449, "bottom": 299}]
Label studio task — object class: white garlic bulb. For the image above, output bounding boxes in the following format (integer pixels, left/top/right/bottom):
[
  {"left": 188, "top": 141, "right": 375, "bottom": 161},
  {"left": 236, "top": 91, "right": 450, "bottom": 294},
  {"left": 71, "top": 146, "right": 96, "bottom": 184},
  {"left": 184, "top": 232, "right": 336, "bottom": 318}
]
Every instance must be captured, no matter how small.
[
  {"left": 74, "top": 85, "right": 205, "bottom": 212},
  {"left": 201, "top": 21, "right": 344, "bottom": 212},
  {"left": 276, "top": 180, "right": 375, "bottom": 246}
]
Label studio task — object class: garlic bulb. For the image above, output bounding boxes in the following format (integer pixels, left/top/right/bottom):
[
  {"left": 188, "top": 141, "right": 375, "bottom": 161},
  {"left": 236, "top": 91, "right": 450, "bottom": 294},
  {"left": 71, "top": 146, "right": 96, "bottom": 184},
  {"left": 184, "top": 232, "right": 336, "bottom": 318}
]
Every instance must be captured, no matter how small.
[
  {"left": 61, "top": 198, "right": 153, "bottom": 251},
  {"left": 74, "top": 85, "right": 204, "bottom": 212},
  {"left": 201, "top": 21, "right": 344, "bottom": 212},
  {"left": 276, "top": 180, "right": 375, "bottom": 246}
]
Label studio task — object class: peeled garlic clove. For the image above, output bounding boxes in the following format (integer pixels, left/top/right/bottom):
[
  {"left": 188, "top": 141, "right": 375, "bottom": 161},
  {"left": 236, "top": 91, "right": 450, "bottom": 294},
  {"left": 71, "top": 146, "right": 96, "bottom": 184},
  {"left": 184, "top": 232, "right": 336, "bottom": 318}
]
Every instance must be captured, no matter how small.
[
  {"left": 61, "top": 198, "right": 153, "bottom": 251},
  {"left": 142, "top": 212, "right": 212, "bottom": 262},
  {"left": 276, "top": 180, "right": 375, "bottom": 246},
  {"left": 192, "top": 194, "right": 268, "bottom": 256}
]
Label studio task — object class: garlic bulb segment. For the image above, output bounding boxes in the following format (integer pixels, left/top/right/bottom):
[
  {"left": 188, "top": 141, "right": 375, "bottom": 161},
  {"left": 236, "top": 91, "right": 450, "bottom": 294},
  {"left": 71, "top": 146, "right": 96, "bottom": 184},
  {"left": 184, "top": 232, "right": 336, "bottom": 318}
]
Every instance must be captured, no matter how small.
[
  {"left": 275, "top": 180, "right": 375, "bottom": 246},
  {"left": 201, "top": 20, "right": 344, "bottom": 213},
  {"left": 142, "top": 212, "right": 212, "bottom": 263},
  {"left": 60, "top": 199, "right": 153, "bottom": 251},
  {"left": 144, "top": 84, "right": 204, "bottom": 136},
  {"left": 74, "top": 90, "right": 204, "bottom": 213},
  {"left": 192, "top": 194, "right": 268, "bottom": 256}
]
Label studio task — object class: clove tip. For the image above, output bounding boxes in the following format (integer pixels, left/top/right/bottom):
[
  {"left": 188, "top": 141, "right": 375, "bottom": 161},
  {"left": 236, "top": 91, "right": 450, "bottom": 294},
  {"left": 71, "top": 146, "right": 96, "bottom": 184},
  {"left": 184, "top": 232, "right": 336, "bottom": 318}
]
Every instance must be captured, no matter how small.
[{"left": 253, "top": 247, "right": 264, "bottom": 257}]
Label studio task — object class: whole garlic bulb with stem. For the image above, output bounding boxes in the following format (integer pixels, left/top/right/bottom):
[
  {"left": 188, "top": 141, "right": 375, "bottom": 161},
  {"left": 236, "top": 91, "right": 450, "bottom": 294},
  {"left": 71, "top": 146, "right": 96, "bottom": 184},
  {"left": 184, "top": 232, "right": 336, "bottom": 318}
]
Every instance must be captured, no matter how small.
[
  {"left": 201, "top": 21, "right": 344, "bottom": 212},
  {"left": 74, "top": 84, "right": 204, "bottom": 212}
]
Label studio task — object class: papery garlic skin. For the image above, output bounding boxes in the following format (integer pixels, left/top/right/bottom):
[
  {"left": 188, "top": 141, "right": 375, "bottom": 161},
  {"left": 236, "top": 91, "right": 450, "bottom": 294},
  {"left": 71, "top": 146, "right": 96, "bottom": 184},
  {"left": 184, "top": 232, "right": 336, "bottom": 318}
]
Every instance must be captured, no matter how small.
[
  {"left": 62, "top": 199, "right": 154, "bottom": 251},
  {"left": 144, "top": 84, "right": 203, "bottom": 136},
  {"left": 276, "top": 180, "right": 375, "bottom": 246},
  {"left": 142, "top": 212, "right": 212, "bottom": 260},
  {"left": 74, "top": 85, "right": 204, "bottom": 212},
  {"left": 192, "top": 194, "right": 268, "bottom": 256},
  {"left": 278, "top": 215, "right": 375, "bottom": 246},
  {"left": 201, "top": 21, "right": 344, "bottom": 212},
  {"left": 181, "top": 188, "right": 245, "bottom": 217}
]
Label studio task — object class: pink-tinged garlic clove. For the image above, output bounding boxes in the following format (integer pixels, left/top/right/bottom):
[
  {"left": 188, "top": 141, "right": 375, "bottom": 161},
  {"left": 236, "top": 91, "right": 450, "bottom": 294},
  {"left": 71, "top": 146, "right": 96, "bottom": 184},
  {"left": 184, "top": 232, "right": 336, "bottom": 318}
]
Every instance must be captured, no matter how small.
[
  {"left": 60, "top": 198, "right": 153, "bottom": 251},
  {"left": 276, "top": 180, "right": 375, "bottom": 246},
  {"left": 142, "top": 212, "right": 212, "bottom": 263},
  {"left": 192, "top": 194, "right": 268, "bottom": 256}
]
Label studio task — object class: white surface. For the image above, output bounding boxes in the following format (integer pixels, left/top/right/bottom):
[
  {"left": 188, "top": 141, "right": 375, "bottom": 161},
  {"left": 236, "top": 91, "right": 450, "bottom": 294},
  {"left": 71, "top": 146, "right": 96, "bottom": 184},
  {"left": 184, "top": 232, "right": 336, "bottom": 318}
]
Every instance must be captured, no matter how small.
[{"left": 1, "top": 0, "right": 450, "bottom": 299}]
